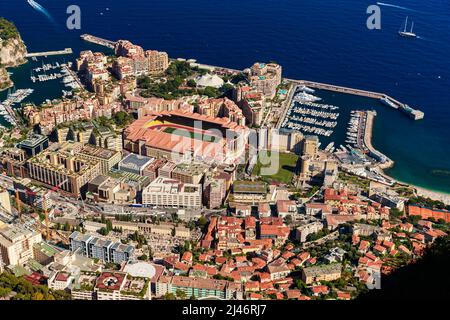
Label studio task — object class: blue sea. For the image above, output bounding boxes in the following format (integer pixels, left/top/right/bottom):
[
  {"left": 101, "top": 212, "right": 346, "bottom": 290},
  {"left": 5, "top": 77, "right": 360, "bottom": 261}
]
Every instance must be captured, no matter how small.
[{"left": 1, "top": 0, "right": 449, "bottom": 193}]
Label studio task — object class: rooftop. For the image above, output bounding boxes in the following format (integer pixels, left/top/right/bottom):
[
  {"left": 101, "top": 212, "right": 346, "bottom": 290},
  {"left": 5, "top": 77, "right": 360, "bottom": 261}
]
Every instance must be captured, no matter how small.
[
  {"left": 233, "top": 181, "right": 267, "bottom": 194},
  {"left": 17, "top": 134, "right": 48, "bottom": 148},
  {"left": 302, "top": 263, "right": 342, "bottom": 277},
  {"left": 80, "top": 144, "right": 120, "bottom": 160},
  {"left": 119, "top": 153, "right": 154, "bottom": 171}
]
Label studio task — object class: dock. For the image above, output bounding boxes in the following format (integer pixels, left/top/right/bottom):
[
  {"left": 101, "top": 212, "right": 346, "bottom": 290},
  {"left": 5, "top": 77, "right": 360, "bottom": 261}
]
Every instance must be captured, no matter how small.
[
  {"left": 80, "top": 34, "right": 116, "bottom": 49},
  {"left": 26, "top": 48, "right": 73, "bottom": 58}
]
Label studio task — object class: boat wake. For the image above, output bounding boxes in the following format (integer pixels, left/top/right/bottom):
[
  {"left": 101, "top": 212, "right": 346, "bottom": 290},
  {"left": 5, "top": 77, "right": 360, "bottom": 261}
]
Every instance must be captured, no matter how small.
[
  {"left": 27, "top": 0, "right": 56, "bottom": 24},
  {"left": 376, "top": 2, "right": 419, "bottom": 12}
]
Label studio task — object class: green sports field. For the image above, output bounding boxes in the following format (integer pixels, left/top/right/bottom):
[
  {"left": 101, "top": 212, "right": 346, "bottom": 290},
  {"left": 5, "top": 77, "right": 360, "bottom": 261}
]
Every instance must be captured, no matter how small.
[{"left": 252, "top": 151, "right": 299, "bottom": 184}]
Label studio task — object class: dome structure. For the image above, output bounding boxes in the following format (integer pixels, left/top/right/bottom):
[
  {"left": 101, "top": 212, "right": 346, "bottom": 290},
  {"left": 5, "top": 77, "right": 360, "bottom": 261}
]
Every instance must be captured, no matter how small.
[{"left": 195, "top": 74, "right": 224, "bottom": 88}]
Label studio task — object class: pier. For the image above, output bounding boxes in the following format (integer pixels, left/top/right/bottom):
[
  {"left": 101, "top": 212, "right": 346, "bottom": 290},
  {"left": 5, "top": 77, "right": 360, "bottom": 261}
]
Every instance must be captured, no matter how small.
[
  {"left": 80, "top": 34, "right": 116, "bottom": 49},
  {"left": 26, "top": 48, "right": 73, "bottom": 58}
]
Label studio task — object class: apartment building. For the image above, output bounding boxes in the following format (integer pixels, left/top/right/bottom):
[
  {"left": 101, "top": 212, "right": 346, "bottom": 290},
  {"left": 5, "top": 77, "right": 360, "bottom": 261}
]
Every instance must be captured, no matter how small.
[
  {"left": 295, "top": 221, "right": 324, "bottom": 242},
  {"left": 247, "top": 62, "right": 282, "bottom": 98},
  {"left": 71, "top": 271, "right": 151, "bottom": 300},
  {"left": 78, "top": 144, "right": 122, "bottom": 175},
  {"left": 0, "top": 224, "right": 42, "bottom": 266},
  {"left": 171, "top": 163, "right": 207, "bottom": 184},
  {"left": 27, "top": 142, "right": 102, "bottom": 197},
  {"left": 301, "top": 263, "right": 342, "bottom": 284},
  {"left": 69, "top": 231, "right": 134, "bottom": 264},
  {"left": 142, "top": 177, "right": 202, "bottom": 209},
  {"left": 155, "top": 275, "right": 242, "bottom": 300},
  {"left": 146, "top": 50, "right": 169, "bottom": 74}
]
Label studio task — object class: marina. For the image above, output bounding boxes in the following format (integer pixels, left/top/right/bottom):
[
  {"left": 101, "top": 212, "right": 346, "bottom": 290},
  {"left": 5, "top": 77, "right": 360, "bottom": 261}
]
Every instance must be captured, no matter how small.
[
  {"left": 281, "top": 85, "right": 340, "bottom": 137},
  {"left": 29, "top": 61, "right": 81, "bottom": 90},
  {"left": 0, "top": 88, "right": 34, "bottom": 126},
  {"left": 345, "top": 110, "right": 367, "bottom": 151},
  {"left": 286, "top": 79, "right": 425, "bottom": 120}
]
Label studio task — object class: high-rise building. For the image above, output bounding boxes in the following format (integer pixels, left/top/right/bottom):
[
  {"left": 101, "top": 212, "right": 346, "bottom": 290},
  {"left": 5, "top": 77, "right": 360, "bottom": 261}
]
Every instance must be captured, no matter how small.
[
  {"left": 146, "top": 50, "right": 169, "bottom": 74},
  {"left": 302, "top": 135, "right": 319, "bottom": 157},
  {"left": 247, "top": 62, "right": 282, "bottom": 98}
]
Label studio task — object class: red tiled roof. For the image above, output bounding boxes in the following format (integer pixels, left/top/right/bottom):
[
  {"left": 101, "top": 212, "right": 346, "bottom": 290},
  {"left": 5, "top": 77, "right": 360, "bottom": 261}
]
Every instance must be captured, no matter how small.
[{"left": 311, "top": 285, "right": 329, "bottom": 295}]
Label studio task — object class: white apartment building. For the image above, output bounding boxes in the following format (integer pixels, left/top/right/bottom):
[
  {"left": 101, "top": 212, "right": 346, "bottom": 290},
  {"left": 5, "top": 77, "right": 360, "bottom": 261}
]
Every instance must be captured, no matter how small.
[{"left": 142, "top": 177, "right": 202, "bottom": 209}]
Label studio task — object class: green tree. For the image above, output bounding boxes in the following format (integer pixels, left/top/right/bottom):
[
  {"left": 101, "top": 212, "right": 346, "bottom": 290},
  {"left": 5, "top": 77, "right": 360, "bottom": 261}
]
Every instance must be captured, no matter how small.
[
  {"left": 164, "top": 292, "right": 176, "bottom": 300},
  {"left": 198, "top": 216, "right": 208, "bottom": 228},
  {"left": 202, "top": 86, "right": 220, "bottom": 98},
  {"left": 63, "top": 221, "right": 71, "bottom": 232},
  {"left": 138, "top": 254, "right": 148, "bottom": 261},
  {"left": 176, "top": 289, "right": 187, "bottom": 299},
  {"left": 98, "top": 227, "right": 109, "bottom": 236},
  {"left": 0, "top": 287, "right": 11, "bottom": 298}
]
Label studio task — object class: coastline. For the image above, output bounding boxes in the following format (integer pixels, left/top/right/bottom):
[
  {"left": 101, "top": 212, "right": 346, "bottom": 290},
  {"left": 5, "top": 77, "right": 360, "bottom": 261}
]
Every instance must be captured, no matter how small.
[
  {"left": 3, "top": 33, "right": 447, "bottom": 205},
  {"left": 366, "top": 112, "right": 450, "bottom": 205},
  {"left": 389, "top": 176, "right": 450, "bottom": 205}
]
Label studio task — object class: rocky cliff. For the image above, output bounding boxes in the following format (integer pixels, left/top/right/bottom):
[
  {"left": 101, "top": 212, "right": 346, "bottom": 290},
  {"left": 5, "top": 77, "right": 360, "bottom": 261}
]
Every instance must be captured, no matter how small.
[
  {"left": 0, "top": 17, "right": 28, "bottom": 91},
  {"left": 0, "top": 67, "right": 12, "bottom": 90},
  {"left": 0, "top": 37, "right": 28, "bottom": 67}
]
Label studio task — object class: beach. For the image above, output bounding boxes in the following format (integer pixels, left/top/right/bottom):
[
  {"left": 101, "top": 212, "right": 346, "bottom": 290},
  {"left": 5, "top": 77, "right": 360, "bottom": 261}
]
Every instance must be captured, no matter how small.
[{"left": 413, "top": 185, "right": 450, "bottom": 205}]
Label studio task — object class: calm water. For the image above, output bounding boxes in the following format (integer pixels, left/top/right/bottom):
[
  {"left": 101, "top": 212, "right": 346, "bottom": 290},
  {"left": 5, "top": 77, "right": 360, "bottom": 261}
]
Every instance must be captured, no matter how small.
[{"left": 1, "top": 0, "right": 449, "bottom": 193}]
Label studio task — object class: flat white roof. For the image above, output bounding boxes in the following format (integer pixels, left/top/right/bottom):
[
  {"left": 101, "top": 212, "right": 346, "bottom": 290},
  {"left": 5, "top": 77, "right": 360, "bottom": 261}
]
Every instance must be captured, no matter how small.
[{"left": 123, "top": 261, "right": 156, "bottom": 279}]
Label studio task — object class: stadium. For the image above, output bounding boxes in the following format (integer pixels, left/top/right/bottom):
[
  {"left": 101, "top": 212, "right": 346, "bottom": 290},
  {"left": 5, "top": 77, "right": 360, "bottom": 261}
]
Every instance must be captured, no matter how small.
[{"left": 123, "top": 110, "right": 249, "bottom": 164}]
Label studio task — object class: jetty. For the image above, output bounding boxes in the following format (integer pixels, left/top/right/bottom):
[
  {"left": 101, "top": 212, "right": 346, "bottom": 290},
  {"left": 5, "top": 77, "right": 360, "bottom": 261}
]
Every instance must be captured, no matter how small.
[
  {"left": 26, "top": 48, "right": 73, "bottom": 58},
  {"left": 80, "top": 34, "right": 116, "bottom": 49}
]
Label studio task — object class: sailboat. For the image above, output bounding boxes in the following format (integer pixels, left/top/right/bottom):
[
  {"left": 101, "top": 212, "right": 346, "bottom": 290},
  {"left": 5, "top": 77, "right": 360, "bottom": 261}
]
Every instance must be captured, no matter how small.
[{"left": 399, "top": 16, "right": 417, "bottom": 38}]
